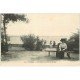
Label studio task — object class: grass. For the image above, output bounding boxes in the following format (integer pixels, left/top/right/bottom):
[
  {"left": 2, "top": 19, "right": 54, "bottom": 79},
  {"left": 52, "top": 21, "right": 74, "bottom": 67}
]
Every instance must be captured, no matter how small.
[{"left": 1, "top": 50, "right": 79, "bottom": 62}]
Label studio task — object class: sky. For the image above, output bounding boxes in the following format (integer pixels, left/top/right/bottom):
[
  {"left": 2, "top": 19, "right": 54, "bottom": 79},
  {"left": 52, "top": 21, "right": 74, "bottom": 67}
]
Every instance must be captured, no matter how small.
[{"left": 7, "top": 13, "right": 80, "bottom": 38}]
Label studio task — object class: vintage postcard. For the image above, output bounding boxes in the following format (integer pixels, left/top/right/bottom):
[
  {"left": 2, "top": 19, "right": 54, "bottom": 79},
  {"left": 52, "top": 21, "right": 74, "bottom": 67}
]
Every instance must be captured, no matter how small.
[{"left": 0, "top": 13, "right": 80, "bottom": 66}]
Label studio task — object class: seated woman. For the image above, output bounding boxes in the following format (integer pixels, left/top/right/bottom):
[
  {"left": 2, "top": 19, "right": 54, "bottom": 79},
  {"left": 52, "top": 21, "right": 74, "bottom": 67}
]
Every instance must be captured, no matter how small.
[{"left": 57, "top": 39, "right": 67, "bottom": 59}]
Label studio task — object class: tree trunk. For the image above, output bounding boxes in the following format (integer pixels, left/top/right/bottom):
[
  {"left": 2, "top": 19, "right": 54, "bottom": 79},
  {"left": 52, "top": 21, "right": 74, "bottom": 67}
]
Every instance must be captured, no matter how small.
[
  {"left": 3, "top": 19, "right": 7, "bottom": 44},
  {"left": 2, "top": 16, "right": 8, "bottom": 52}
]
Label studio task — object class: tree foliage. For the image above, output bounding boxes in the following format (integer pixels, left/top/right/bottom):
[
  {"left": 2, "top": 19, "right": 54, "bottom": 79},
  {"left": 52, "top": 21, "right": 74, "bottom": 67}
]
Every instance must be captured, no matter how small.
[
  {"left": 67, "top": 31, "right": 79, "bottom": 52},
  {"left": 2, "top": 14, "right": 27, "bottom": 24},
  {"left": 1, "top": 14, "right": 27, "bottom": 53},
  {"left": 21, "top": 34, "right": 44, "bottom": 51}
]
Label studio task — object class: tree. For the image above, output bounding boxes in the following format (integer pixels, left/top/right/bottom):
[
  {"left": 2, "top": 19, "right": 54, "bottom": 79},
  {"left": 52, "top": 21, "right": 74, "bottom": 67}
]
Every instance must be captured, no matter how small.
[
  {"left": 21, "top": 34, "right": 44, "bottom": 51},
  {"left": 1, "top": 14, "right": 28, "bottom": 53},
  {"left": 67, "top": 31, "right": 79, "bottom": 53},
  {"left": 21, "top": 34, "right": 37, "bottom": 50},
  {"left": 36, "top": 37, "right": 43, "bottom": 51}
]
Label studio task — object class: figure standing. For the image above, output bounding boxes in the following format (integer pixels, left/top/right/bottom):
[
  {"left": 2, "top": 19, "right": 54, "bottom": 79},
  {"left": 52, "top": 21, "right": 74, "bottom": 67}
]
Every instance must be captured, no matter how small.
[
  {"left": 52, "top": 41, "right": 56, "bottom": 48},
  {"left": 49, "top": 41, "right": 53, "bottom": 48}
]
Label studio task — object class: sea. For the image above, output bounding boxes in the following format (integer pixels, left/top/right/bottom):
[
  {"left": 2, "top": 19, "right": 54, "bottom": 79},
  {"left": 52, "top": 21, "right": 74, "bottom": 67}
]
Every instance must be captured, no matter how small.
[{"left": 8, "top": 36, "right": 69, "bottom": 45}]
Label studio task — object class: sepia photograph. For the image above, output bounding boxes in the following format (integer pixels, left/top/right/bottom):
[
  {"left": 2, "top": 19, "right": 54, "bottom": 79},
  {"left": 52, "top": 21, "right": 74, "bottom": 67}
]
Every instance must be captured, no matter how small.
[
  {"left": 1, "top": 1, "right": 80, "bottom": 80},
  {"left": 0, "top": 13, "right": 80, "bottom": 65}
]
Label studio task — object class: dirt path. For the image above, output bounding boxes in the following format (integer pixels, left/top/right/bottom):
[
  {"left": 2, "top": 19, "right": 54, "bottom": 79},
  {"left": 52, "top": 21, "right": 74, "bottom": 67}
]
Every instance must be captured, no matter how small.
[{"left": 1, "top": 50, "right": 79, "bottom": 62}]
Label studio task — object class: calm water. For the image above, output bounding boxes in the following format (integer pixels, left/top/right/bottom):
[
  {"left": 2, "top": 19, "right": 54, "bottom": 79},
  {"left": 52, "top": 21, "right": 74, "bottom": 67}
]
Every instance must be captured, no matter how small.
[
  {"left": 39, "top": 36, "right": 69, "bottom": 44},
  {"left": 8, "top": 36, "right": 69, "bottom": 45}
]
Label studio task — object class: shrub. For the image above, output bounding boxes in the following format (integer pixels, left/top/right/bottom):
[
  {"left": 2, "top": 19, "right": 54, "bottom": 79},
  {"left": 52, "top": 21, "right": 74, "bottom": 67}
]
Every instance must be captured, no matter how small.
[
  {"left": 21, "top": 34, "right": 44, "bottom": 51},
  {"left": 1, "top": 33, "right": 9, "bottom": 54},
  {"left": 67, "top": 32, "right": 79, "bottom": 53}
]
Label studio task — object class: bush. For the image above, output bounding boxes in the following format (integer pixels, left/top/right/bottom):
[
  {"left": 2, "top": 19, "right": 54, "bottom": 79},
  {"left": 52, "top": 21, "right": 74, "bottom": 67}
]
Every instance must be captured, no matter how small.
[
  {"left": 35, "top": 37, "right": 43, "bottom": 51},
  {"left": 21, "top": 34, "right": 44, "bottom": 51},
  {"left": 67, "top": 32, "right": 79, "bottom": 53},
  {"left": 1, "top": 33, "right": 9, "bottom": 54},
  {"left": 1, "top": 42, "right": 9, "bottom": 54}
]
